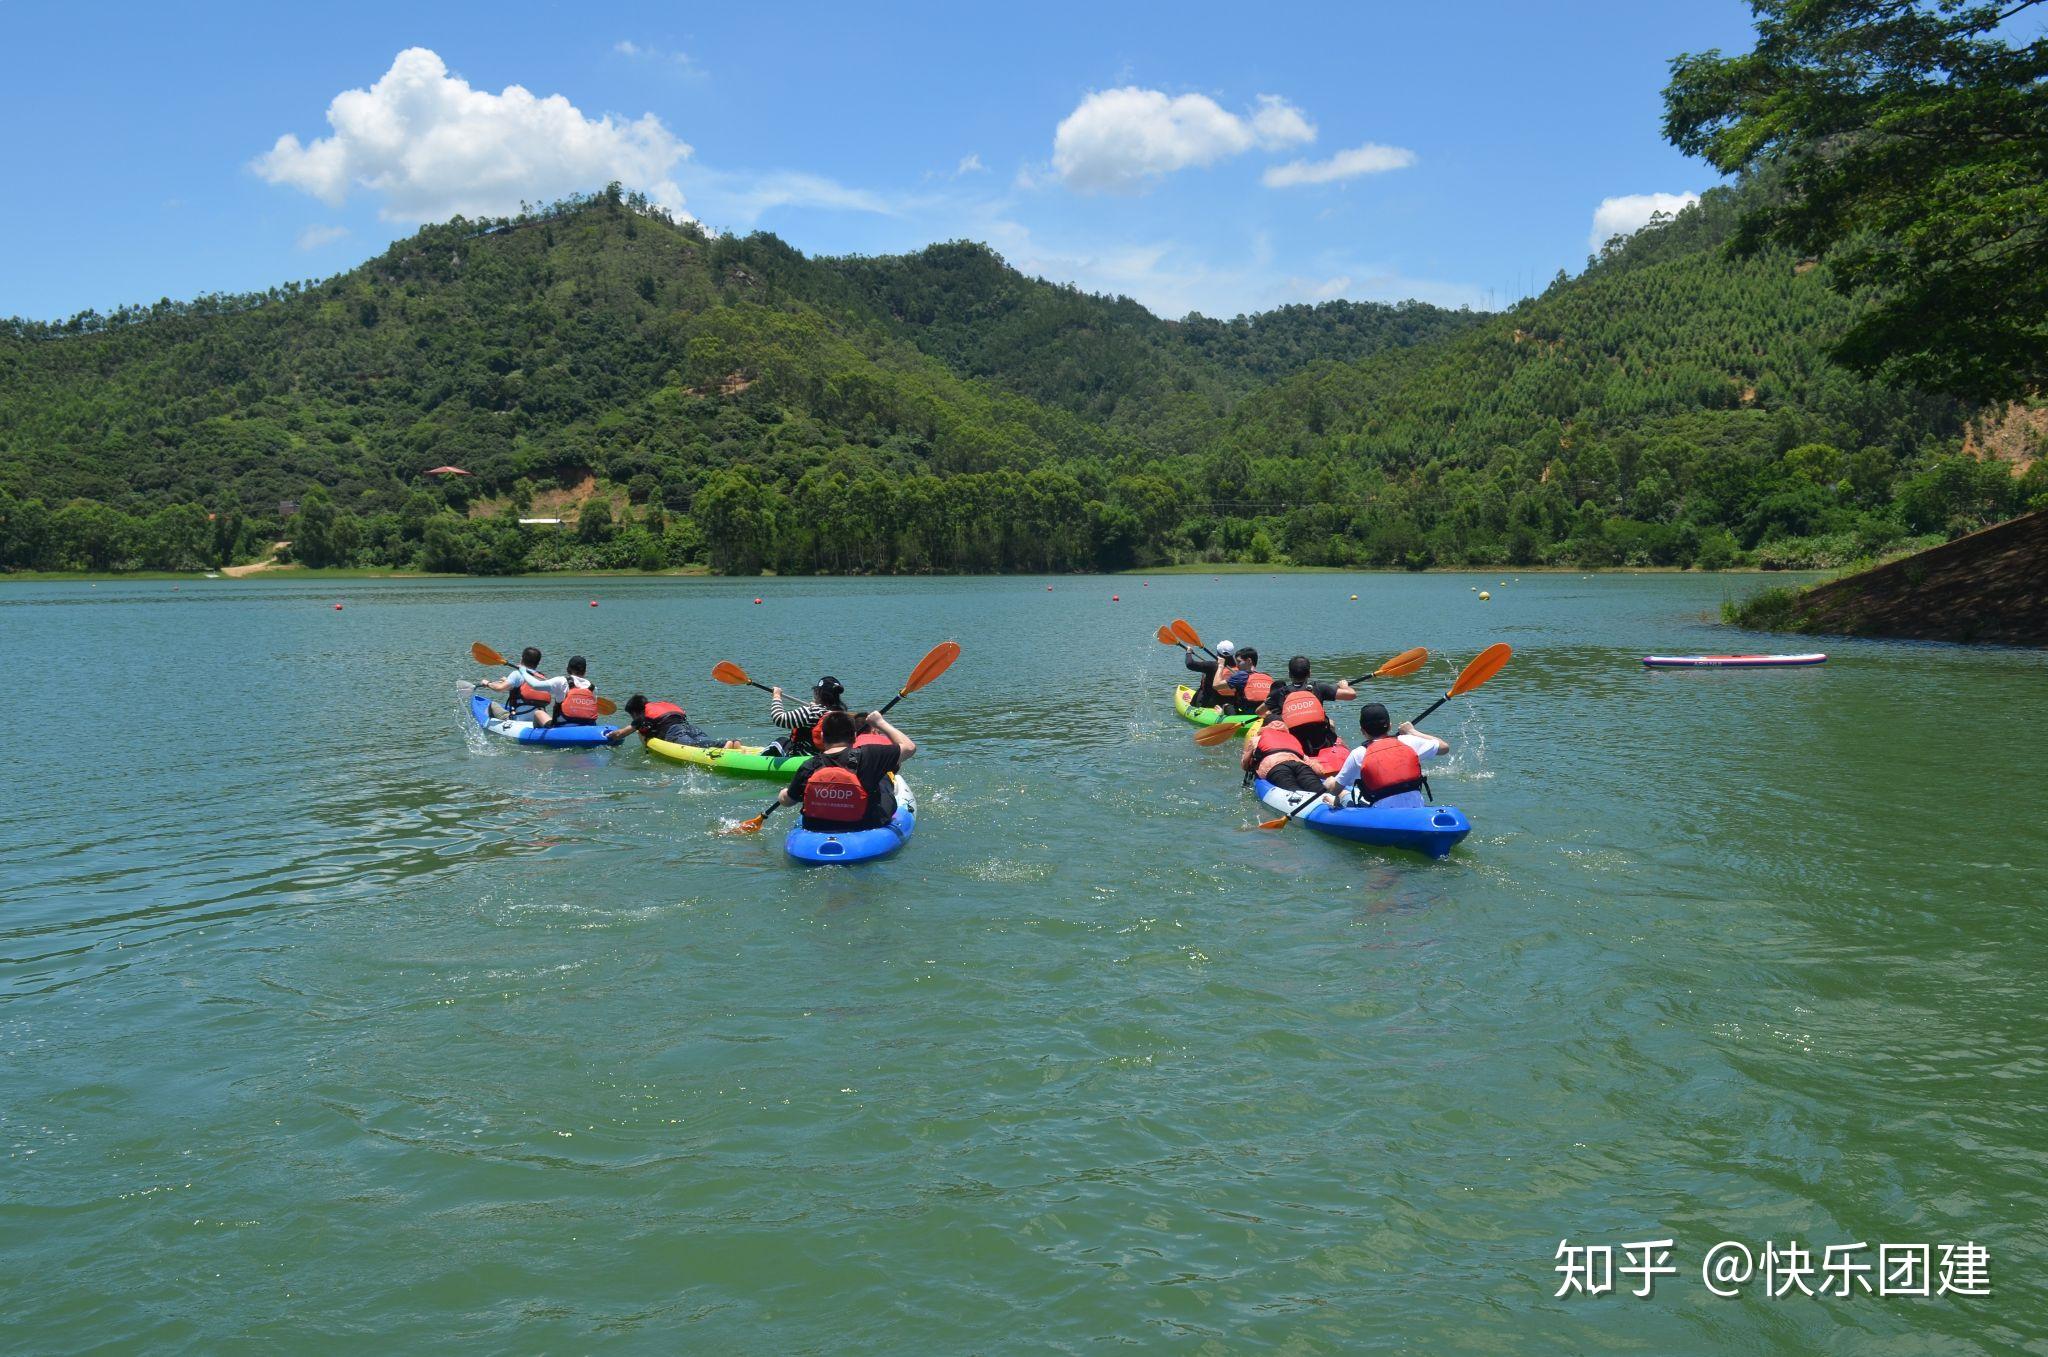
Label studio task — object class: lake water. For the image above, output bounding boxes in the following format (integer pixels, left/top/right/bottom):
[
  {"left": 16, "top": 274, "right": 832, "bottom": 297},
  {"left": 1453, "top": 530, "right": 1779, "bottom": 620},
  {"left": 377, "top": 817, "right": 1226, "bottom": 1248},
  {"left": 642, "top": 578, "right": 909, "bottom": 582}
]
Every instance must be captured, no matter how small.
[{"left": 4, "top": 572, "right": 2044, "bottom": 1352}]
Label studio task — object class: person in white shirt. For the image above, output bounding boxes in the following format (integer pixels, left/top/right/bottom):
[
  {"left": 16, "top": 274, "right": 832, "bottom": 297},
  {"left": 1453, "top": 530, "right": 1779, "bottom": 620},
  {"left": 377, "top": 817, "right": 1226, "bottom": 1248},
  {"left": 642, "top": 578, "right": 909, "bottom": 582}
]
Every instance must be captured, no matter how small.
[
  {"left": 1323, "top": 702, "right": 1449, "bottom": 810},
  {"left": 477, "top": 646, "right": 569, "bottom": 725}
]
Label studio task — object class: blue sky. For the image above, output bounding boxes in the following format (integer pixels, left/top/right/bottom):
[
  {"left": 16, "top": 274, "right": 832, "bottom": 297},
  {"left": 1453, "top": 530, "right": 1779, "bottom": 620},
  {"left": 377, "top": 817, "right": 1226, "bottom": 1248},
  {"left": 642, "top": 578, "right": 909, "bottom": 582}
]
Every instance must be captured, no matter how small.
[{"left": 0, "top": 0, "right": 1759, "bottom": 322}]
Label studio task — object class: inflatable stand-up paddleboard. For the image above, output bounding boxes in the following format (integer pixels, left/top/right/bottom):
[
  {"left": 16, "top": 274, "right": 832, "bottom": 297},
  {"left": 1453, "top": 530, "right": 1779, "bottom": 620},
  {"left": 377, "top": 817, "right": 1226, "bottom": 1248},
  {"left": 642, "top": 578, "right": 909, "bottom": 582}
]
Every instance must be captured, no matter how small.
[{"left": 1642, "top": 653, "right": 1827, "bottom": 669}]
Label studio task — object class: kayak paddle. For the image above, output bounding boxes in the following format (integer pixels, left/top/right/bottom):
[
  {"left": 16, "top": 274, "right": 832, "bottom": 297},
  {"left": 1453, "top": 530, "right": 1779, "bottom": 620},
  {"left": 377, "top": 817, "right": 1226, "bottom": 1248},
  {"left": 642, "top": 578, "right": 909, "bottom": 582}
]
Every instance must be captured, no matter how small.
[
  {"left": 1193, "top": 718, "right": 1255, "bottom": 746},
  {"left": 1170, "top": 619, "right": 1216, "bottom": 659},
  {"left": 721, "top": 642, "right": 960, "bottom": 836},
  {"left": 872, "top": 640, "right": 961, "bottom": 717},
  {"left": 1408, "top": 642, "right": 1512, "bottom": 725},
  {"left": 1344, "top": 646, "right": 1429, "bottom": 685},
  {"left": 711, "top": 660, "right": 777, "bottom": 694},
  {"left": 1256, "top": 643, "right": 1512, "bottom": 830}
]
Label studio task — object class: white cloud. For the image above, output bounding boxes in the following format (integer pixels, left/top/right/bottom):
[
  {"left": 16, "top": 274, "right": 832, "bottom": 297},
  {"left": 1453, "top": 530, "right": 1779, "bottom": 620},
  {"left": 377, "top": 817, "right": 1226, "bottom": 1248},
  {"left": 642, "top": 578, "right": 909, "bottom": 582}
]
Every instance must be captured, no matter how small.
[
  {"left": 254, "top": 47, "right": 692, "bottom": 222},
  {"left": 955, "top": 153, "right": 986, "bottom": 176},
  {"left": 614, "top": 39, "right": 701, "bottom": 74},
  {"left": 1589, "top": 191, "right": 1698, "bottom": 249},
  {"left": 295, "top": 223, "right": 350, "bottom": 250},
  {"left": 1263, "top": 141, "right": 1416, "bottom": 188},
  {"left": 1051, "top": 86, "right": 1315, "bottom": 193},
  {"left": 1248, "top": 95, "right": 1316, "bottom": 148},
  {"left": 680, "top": 168, "right": 899, "bottom": 229}
]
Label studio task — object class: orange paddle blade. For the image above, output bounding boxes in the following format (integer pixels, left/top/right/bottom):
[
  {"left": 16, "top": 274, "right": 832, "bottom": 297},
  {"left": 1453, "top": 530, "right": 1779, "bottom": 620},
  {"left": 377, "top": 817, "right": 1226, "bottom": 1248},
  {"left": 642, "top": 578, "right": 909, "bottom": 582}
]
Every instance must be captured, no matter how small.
[
  {"left": 1156, "top": 624, "right": 1178, "bottom": 645},
  {"left": 593, "top": 696, "right": 618, "bottom": 717},
  {"left": 1257, "top": 815, "right": 1290, "bottom": 830},
  {"left": 711, "top": 661, "right": 751, "bottom": 686},
  {"left": 1170, "top": 618, "right": 1201, "bottom": 648},
  {"left": 900, "top": 641, "right": 961, "bottom": 695},
  {"left": 1193, "top": 721, "right": 1242, "bottom": 746},
  {"left": 471, "top": 641, "right": 506, "bottom": 666},
  {"left": 721, "top": 815, "right": 767, "bottom": 836},
  {"left": 1448, "top": 643, "right": 1513, "bottom": 697},
  {"left": 1374, "top": 647, "right": 1429, "bottom": 679}
]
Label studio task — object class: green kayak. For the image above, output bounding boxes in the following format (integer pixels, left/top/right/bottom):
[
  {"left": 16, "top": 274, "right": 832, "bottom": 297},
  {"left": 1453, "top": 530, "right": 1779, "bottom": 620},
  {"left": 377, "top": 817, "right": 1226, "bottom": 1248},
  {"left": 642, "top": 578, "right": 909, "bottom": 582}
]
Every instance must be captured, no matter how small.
[
  {"left": 646, "top": 738, "right": 806, "bottom": 780},
  {"left": 1174, "top": 685, "right": 1259, "bottom": 728}
]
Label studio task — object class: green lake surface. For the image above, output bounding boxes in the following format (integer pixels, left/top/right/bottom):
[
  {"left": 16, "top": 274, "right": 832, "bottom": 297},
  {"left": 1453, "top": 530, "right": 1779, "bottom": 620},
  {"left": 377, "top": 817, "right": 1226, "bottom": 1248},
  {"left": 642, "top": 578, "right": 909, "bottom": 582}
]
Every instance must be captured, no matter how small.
[{"left": 4, "top": 572, "right": 2043, "bottom": 1352}]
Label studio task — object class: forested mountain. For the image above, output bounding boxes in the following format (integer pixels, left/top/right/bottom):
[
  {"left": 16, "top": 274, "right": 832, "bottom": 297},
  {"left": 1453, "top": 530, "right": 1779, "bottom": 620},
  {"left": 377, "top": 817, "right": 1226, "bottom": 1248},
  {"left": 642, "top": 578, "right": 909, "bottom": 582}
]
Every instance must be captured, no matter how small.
[{"left": 0, "top": 182, "right": 2038, "bottom": 575}]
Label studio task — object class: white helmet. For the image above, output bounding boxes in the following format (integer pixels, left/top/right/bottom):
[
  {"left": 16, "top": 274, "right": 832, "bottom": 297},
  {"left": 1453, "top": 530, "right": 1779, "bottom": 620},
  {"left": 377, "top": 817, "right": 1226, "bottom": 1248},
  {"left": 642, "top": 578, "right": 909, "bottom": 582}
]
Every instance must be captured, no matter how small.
[{"left": 1214, "top": 640, "right": 1236, "bottom": 656}]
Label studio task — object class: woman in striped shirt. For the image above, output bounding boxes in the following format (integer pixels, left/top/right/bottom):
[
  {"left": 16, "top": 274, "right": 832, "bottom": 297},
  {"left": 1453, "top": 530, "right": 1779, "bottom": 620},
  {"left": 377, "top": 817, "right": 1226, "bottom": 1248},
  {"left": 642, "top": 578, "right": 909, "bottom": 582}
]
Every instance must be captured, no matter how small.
[{"left": 764, "top": 676, "right": 851, "bottom": 757}]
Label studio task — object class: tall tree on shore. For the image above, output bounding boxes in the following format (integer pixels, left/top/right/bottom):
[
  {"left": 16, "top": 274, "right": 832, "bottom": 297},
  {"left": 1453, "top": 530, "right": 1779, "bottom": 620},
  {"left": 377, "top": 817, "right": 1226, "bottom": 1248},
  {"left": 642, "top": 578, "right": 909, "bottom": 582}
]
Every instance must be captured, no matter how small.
[{"left": 1664, "top": 0, "right": 2048, "bottom": 401}]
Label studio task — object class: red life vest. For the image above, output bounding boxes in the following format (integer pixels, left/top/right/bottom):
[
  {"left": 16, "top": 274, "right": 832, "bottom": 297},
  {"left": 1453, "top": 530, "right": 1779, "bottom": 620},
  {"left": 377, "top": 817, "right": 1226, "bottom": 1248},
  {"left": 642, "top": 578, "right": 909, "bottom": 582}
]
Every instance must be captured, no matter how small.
[
  {"left": 559, "top": 684, "right": 599, "bottom": 720},
  {"left": 1279, "top": 689, "right": 1327, "bottom": 730},
  {"left": 1254, "top": 725, "right": 1304, "bottom": 758},
  {"left": 801, "top": 760, "right": 869, "bottom": 824},
  {"left": 641, "top": 700, "right": 684, "bottom": 722},
  {"left": 1355, "top": 736, "right": 1424, "bottom": 802},
  {"left": 807, "top": 707, "right": 847, "bottom": 751},
  {"left": 513, "top": 670, "right": 554, "bottom": 707},
  {"left": 1313, "top": 741, "right": 1350, "bottom": 776},
  {"left": 1238, "top": 671, "right": 1274, "bottom": 704}
]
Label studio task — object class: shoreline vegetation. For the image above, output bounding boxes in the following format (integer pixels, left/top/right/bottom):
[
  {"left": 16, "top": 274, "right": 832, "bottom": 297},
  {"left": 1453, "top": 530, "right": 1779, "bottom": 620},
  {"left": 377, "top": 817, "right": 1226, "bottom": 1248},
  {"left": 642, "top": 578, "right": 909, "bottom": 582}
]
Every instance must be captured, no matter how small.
[{"left": 5, "top": 561, "right": 1814, "bottom": 584}]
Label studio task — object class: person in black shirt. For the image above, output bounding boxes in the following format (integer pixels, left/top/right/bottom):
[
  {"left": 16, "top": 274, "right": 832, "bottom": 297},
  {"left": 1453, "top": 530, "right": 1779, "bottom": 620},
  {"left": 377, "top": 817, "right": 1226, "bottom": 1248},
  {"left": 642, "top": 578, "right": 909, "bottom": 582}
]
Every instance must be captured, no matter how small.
[
  {"left": 779, "top": 710, "right": 917, "bottom": 831},
  {"left": 1259, "top": 654, "right": 1357, "bottom": 759},
  {"left": 611, "top": 694, "right": 739, "bottom": 749},
  {"left": 1184, "top": 639, "right": 1237, "bottom": 708}
]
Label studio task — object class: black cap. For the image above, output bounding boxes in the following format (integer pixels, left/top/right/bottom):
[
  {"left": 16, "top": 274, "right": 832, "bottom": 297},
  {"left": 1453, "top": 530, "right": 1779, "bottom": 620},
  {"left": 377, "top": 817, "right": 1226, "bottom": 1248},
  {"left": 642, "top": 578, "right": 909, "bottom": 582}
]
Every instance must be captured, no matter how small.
[
  {"left": 1359, "top": 702, "right": 1392, "bottom": 736},
  {"left": 815, "top": 676, "right": 844, "bottom": 700}
]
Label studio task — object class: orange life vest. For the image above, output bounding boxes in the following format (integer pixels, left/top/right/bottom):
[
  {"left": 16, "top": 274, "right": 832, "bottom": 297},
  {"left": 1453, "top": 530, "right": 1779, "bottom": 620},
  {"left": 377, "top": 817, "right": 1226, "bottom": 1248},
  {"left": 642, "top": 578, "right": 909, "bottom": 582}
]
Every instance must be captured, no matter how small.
[
  {"left": 1250, "top": 723, "right": 1309, "bottom": 781},
  {"left": 1279, "top": 689, "right": 1328, "bottom": 730},
  {"left": 1313, "top": 741, "right": 1351, "bottom": 776},
  {"left": 1355, "top": 736, "right": 1424, "bottom": 802},
  {"left": 559, "top": 683, "right": 598, "bottom": 721},
  {"left": 641, "top": 700, "right": 684, "bottom": 722},
  {"left": 512, "top": 670, "right": 554, "bottom": 708},
  {"left": 1229, "top": 670, "right": 1272, "bottom": 705},
  {"left": 801, "top": 759, "right": 869, "bottom": 824}
]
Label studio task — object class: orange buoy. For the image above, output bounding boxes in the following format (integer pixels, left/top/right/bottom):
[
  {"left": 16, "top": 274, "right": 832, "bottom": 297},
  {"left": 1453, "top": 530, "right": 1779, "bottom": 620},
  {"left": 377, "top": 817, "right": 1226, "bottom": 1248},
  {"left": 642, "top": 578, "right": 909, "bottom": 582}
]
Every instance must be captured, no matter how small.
[
  {"left": 1111, "top": 594, "right": 1120, "bottom": 602},
  {"left": 333, "top": 603, "right": 343, "bottom": 610},
  {"left": 754, "top": 597, "right": 763, "bottom": 605}
]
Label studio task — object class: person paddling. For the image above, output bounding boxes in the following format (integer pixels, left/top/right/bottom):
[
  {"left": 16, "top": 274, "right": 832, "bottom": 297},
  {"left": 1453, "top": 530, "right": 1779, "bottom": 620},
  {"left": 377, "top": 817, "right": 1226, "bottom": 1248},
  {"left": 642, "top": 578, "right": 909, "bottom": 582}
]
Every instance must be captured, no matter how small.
[
  {"left": 1322, "top": 702, "right": 1450, "bottom": 810},
  {"left": 1185, "top": 639, "right": 1238, "bottom": 709},
  {"left": 776, "top": 710, "right": 916, "bottom": 831},
  {"left": 552, "top": 656, "right": 602, "bottom": 726},
  {"left": 478, "top": 646, "right": 566, "bottom": 726},
  {"left": 1241, "top": 715, "right": 1329, "bottom": 796},
  {"left": 766, "top": 676, "right": 850, "bottom": 758},
  {"left": 612, "top": 694, "right": 737, "bottom": 748},
  {"left": 1216, "top": 647, "right": 1272, "bottom": 716}
]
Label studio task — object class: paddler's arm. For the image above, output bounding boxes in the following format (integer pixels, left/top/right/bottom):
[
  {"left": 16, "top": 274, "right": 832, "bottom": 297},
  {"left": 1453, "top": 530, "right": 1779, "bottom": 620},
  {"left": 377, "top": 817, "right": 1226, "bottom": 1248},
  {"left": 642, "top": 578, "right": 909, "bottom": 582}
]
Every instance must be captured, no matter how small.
[
  {"left": 867, "top": 711, "right": 915, "bottom": 761},
  {"left": 1401, "top": 720, "right": 1450, "bottom": 756},
  {"left": 1332, "top": 680, "right": 1358, "bottom": 701}
]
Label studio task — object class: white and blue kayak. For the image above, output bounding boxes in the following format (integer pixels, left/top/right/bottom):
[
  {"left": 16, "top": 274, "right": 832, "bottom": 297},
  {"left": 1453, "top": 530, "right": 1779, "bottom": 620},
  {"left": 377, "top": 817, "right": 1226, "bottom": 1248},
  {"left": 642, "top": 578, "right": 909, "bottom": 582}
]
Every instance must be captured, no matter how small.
[
  {"left": 786, "top": 776, "right": 916, "bottom": 865},
  {"left": 1253, "top": 778, "right": 1470, "bottom": 859},
  {"left": 467, "top": 691, "right": 619, "bottom": 746}
]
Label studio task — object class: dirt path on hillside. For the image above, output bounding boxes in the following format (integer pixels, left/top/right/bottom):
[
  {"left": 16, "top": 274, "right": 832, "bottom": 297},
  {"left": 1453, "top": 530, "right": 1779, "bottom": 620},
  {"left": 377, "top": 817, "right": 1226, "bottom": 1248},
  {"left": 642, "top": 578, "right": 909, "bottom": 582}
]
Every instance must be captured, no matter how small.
[{"left": 221, "top": 541, "right": 291, "bottom": 577}]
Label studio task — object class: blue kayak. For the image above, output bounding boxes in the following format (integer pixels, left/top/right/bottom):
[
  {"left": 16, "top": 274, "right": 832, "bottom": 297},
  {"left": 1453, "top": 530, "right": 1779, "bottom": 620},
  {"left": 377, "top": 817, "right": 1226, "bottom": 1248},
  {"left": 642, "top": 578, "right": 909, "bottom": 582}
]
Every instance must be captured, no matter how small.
[
  {"left": 786, "top": 777, "right": 916, "bottom": 864},
  {"left": 468, "top": 692, "right": 619, "bottom": 746},
  {"left": 1253, "top": 778, "right": 1471, "bottom": 859}
]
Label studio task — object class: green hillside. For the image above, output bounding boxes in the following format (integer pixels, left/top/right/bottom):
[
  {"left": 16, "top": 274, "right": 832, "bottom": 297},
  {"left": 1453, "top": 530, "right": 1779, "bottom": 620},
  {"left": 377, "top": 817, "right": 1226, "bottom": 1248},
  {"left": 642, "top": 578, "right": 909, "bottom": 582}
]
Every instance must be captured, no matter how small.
[{"left": 1, "top": 182, "right": 2037, "bottom": 576}]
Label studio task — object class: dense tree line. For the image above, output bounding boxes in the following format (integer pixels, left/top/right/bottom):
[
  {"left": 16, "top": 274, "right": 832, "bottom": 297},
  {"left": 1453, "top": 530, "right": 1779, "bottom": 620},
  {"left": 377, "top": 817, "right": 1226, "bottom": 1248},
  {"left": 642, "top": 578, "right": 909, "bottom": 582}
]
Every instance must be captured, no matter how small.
[{"left": 1, "top": 182, "right": 2039, "bottom": 577}]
